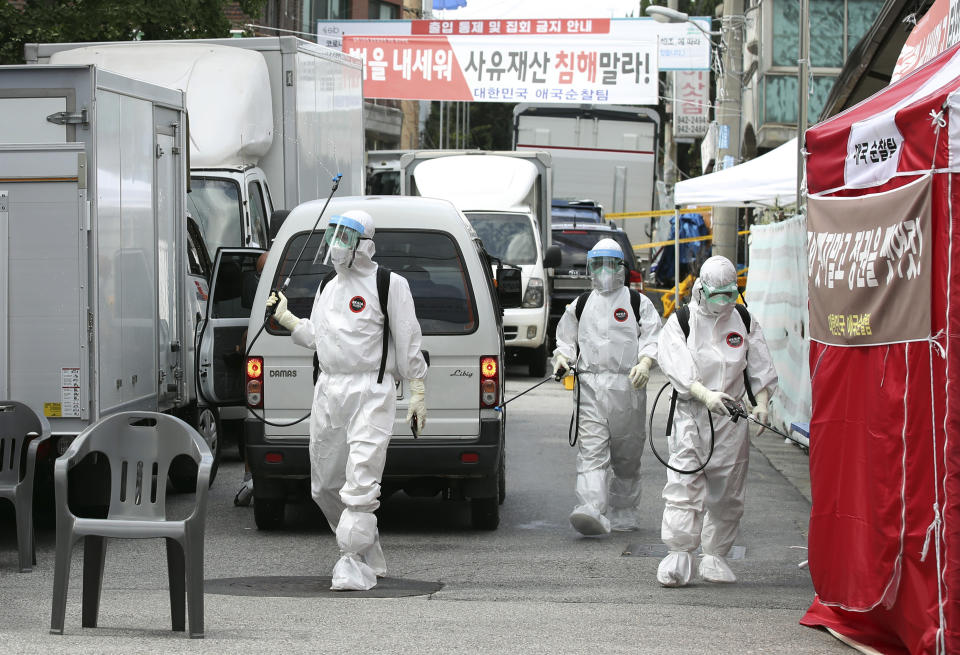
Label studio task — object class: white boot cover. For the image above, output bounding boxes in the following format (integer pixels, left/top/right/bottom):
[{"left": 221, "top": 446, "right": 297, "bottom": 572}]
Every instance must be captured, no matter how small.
[
  {"left": 331, "top": 509, "right": 378, "bottom": 591},
  {"left": 362, "top": 535, "right": 387, "bottom": 577},
  {"left": 699, "top": 554, "right": 736, "bottom": 583},
  {"left": 607, "top": 506, "right": 640, "bottom": 532},
  {"left": 657, "top": 551, "right": 694, "bottom": 587},
  {"left": 569, "top": 504, "right": 612, "bottom": 536}
]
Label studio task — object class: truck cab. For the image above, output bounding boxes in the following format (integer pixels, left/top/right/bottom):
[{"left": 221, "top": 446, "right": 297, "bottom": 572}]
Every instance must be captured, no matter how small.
[
  {"left": 188, "top": 167, "right": 273, "bottom": 260},
  {"left": 400, "top": 151, "right": 561, "bottom": 377}
]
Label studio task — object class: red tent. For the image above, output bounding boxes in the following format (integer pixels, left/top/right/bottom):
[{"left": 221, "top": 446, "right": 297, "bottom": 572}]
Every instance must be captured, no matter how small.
[{"left": 802, "top": 42, "right": 960, "bottom": 654}]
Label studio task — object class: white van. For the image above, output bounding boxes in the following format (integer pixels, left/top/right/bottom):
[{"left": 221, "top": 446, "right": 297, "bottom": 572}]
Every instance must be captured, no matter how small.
[{"left": 200, "top": 196, "right": 522, "bottom": 530}]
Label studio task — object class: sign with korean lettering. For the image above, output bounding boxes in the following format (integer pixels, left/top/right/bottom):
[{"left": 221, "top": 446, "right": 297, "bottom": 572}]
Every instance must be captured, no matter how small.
[
  {"left": 322, "top": 17, "right": 710, "bottom": 70},
  {"left": 673, "top": 70, "right": 710, "bottom": 139},
  {"left": 807, "top": 174, "right": 931, "bottom": 346},
  {"left": 344, "top": 35, "right": 658, "bottom": 104}
]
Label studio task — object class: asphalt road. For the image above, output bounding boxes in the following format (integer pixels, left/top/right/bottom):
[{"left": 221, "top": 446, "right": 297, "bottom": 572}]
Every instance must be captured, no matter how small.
[{"left": 0, "top": 368, "right": 850, "bottom": 654}]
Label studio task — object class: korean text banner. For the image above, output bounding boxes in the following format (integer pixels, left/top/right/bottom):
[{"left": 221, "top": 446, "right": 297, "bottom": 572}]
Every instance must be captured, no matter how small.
[
  {"left": 343, "top": 35, "right": 659, "bottom": 104},
  {"left": 807, "top": 174, "right": 931, "bottom": 346}
]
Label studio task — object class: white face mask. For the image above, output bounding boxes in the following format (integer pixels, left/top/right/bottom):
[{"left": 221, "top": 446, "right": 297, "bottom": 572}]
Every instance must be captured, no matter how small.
[
  {"left": 330, "top": 245, "right": 353, "bottom": 268},
  {"left": 593, "top": 268, "right": 623, "bottom": 293}
]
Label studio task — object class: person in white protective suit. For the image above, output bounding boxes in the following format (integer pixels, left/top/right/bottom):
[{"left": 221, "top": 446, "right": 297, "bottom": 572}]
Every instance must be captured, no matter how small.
[
  {"left": 266, "top": 209, "right": 428, "bottom": 591},
  {"left": 552, "top": 238, "right": 662, "bottom": 535},
  {"left": 655, "top": 255, "right": 778, "bottom": 587}
]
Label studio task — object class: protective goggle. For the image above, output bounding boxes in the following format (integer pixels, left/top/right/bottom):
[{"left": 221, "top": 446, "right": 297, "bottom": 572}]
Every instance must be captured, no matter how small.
[
  {"left": 323, "top": 215, "right": 367, "bottom": 251},
  {"left": 702, "top": 282, "right": 739, "bottom": 305},
  {"left": 586, "top": 248, "right": 624, "bottom": 275}
]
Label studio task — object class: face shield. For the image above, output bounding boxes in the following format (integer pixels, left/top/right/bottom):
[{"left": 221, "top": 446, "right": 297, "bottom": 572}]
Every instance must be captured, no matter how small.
[
  {"left": 317, "top": 214, "right": 368, "bottom": 268},
  {"left": 587, "top": 247, "right": 625, "bottom": 293}
]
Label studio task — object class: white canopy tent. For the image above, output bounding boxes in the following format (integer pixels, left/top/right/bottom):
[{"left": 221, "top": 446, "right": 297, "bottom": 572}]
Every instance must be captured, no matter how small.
[{"left": 674, "top": 137, "right": 799, "bottom": 208}]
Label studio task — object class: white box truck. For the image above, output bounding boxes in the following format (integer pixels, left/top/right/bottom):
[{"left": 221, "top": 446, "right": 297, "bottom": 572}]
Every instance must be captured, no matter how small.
[
  {"left": 25, "top": 37, "right": 365, "bottom": 258},
  {"left": 0, "top": 64, "right": 232, "bottom": 498},
  {"left": 513, "top": 104, "right": 660, "bottom": 247},
  {"left": 400, "top": 150, "right": 560, "bottom": 377}
]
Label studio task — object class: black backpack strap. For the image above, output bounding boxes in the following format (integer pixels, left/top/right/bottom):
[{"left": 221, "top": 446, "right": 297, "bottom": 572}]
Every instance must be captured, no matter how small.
[
  {"left": 574, "top": 291, "right": 590, "bottom": 322},
  {"left": 676, "top": 304, "right": 690, "bottom": 339},
  {"left": 311, "top": 270, "right": 337, "bottom": 385},
  {"left": 377, "top": 266, "right": 391, "bottom": 384},
  {"left": 733, "top": 303, "right": 756, "bottom": 405},
  {"left": 629, "top": 289, "right": 644, "bottom": 324},
  {"left": 667, "top": 305, "right": 691, "bottom": 436},
  {"left": 318, "top": 269, "right": 337, "bottom": 296}
]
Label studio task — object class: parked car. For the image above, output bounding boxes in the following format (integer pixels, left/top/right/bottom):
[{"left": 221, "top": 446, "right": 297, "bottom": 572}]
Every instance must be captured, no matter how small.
[
  {"left": 550, "top": 199, "right": 606, "bottom": 225},
  {"left": 203, "top": 195, "right": 522, "bottom": 531},
  {"left": 547, "top": 222, "right": 644, "bottom": 347}
]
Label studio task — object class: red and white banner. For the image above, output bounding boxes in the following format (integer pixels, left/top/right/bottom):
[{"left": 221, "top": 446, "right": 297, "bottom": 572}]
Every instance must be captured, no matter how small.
[
  {"left": 322, "top": 17, "right": 708, "bottom": 71},
  {"left": 343, "top": 35, "right": 658, "bottom": 104},
  {"left": 891, "top": 0, "right": 960, "bottom": 83}
]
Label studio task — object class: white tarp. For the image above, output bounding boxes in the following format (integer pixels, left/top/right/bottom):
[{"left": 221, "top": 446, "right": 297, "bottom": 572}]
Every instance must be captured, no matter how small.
[
  {"left": 744, "top": 213, "right": 811, "bottom": 436},
  {"left": 674, "top": 137, "right": 799, "bottom": 207}
]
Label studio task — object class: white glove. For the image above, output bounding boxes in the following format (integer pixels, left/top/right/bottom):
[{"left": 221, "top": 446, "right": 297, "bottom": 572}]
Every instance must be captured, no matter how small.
[
  {"left": 628, "top": 356, "right": 654, "bottom": 389},
  {"left": 552, "top": 353, "right": 571, "bottom": 381},
  {"left": 406, "top": 378, "right": 426, "bottom": 434},
  {"left": 753, "top": 388, "right": 770, "bottom": 435},
  {"left": 266, "top": 292, "right": 301, "bottom": 331},
  {"left": 689, "top": 381, "right": 735, "bottom": 416}
]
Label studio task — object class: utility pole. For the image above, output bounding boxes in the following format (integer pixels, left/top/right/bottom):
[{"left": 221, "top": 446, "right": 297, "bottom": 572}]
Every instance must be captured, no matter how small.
[
  {"left": 711, "top": 0, "right": 743, "bottom": 264},
  {"left": 663, "top": 0, "right": 680, "bottom": 190},
  {"left": 796, "top": 0, "right": 809, "bottom": 209}
]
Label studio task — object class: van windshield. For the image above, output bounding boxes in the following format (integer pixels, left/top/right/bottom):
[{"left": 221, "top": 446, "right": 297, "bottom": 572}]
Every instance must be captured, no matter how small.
[
  {"left": 269, "top": 229, "right": 477, "bottom": 335},
  {"left": 188, "top": 177, "right": 243, "bottom": 261},
  {"left": 464, "top": 212, "right": 537, "bottom": 266}
]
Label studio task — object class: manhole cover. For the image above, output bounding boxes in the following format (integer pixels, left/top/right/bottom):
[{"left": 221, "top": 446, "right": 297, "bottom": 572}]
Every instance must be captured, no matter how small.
[
  {"left": 621, "top": 544, "right": 746, "bottom": 560},
  {"left": 205, "top": 576, "right": 442, "bottom": 598}
]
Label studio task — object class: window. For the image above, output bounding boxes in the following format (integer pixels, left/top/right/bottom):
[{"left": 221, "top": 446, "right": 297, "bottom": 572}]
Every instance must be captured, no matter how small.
[
  {"left": 269, "top": 229, "right": 477, "bottom": 335},
  {"left": 551, "top": 228, "right": 637, "bottom": 272},
  {"left": 187, "top": 177, "right": 243, "bottom": 262},
  {"left": 211, "top": 251, "right": 262, "bottom": 319},
  {"left": 465, "top": 212, "right": 537, "bottom": 266},
  {"left": 763, "top": 74, "right": 836, "bottom": 124},
  {"left": 369, "top": 0, "right": 399, "bottom": 19},
  {"left": 248, "top": 180, "right": 269, "bottom": 248}
]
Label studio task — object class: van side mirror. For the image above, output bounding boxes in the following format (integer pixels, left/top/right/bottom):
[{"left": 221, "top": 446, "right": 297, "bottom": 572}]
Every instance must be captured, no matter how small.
[
  {"left": 270, "top": 209, "right": 291, "bottom": 242},
  {"left": 543, "top": 244, "right": 561, "bottom": 269},
  {"left": 496, "top": 266, "right": 523, "bottom": 308}
]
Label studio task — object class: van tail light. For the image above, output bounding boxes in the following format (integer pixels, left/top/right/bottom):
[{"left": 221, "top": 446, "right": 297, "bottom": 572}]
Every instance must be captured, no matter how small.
[
  {"left": 628, "top": 269, "right": 644, "bottom": 292},
  {"left": 246, "top": 356, "right": 264, "bottom": 408},
  {"left": 480, "top": 356, "right": 499, "bottom": 408}
]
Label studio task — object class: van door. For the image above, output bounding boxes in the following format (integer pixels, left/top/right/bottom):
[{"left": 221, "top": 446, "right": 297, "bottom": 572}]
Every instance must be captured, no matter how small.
[
  {"left": 197, "top": 248, "right": 265, "bottom": 405},
  {"left": 373, "top": 229, "right": 482, "bottom": 439}
]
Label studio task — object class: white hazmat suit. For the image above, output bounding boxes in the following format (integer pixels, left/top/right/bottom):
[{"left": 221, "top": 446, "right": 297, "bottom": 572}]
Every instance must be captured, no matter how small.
[
  {"left": 655, "top": 256, "right": 777, "bottom": 586},
  {"left": 268, "top": 210, "right": 428, "bottom": 590},
  {"left": 553, "top": 239, "right": 662, "bottom": 535}
]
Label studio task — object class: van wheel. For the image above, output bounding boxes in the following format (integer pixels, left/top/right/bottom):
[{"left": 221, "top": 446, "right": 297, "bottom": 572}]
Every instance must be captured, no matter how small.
[
  {"left": 471, "top": 496, "right": 499, "bottom": 530},
  {"left": 528, "top": 343, "right": 547, "bottom": 377},
  {"left": 169, "top": 405, "right": 220, "bottom": 493},
  {"left": 254, "top": 498, "right": 285, "bottom": 530}
]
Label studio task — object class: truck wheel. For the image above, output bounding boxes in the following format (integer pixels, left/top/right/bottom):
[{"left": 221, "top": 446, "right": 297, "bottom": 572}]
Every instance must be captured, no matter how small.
[
  {"left": 528, "top": 343, "right": 547, "bottom": 377},
  {"left": 169, "top": 405, "right": 220, "bottom": 493},
  {"left": 254, "top": 498, "right": 285, "bottom": 530},
  {"left": 471, "top": 496, "right": 500, "bottom": 530}
]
